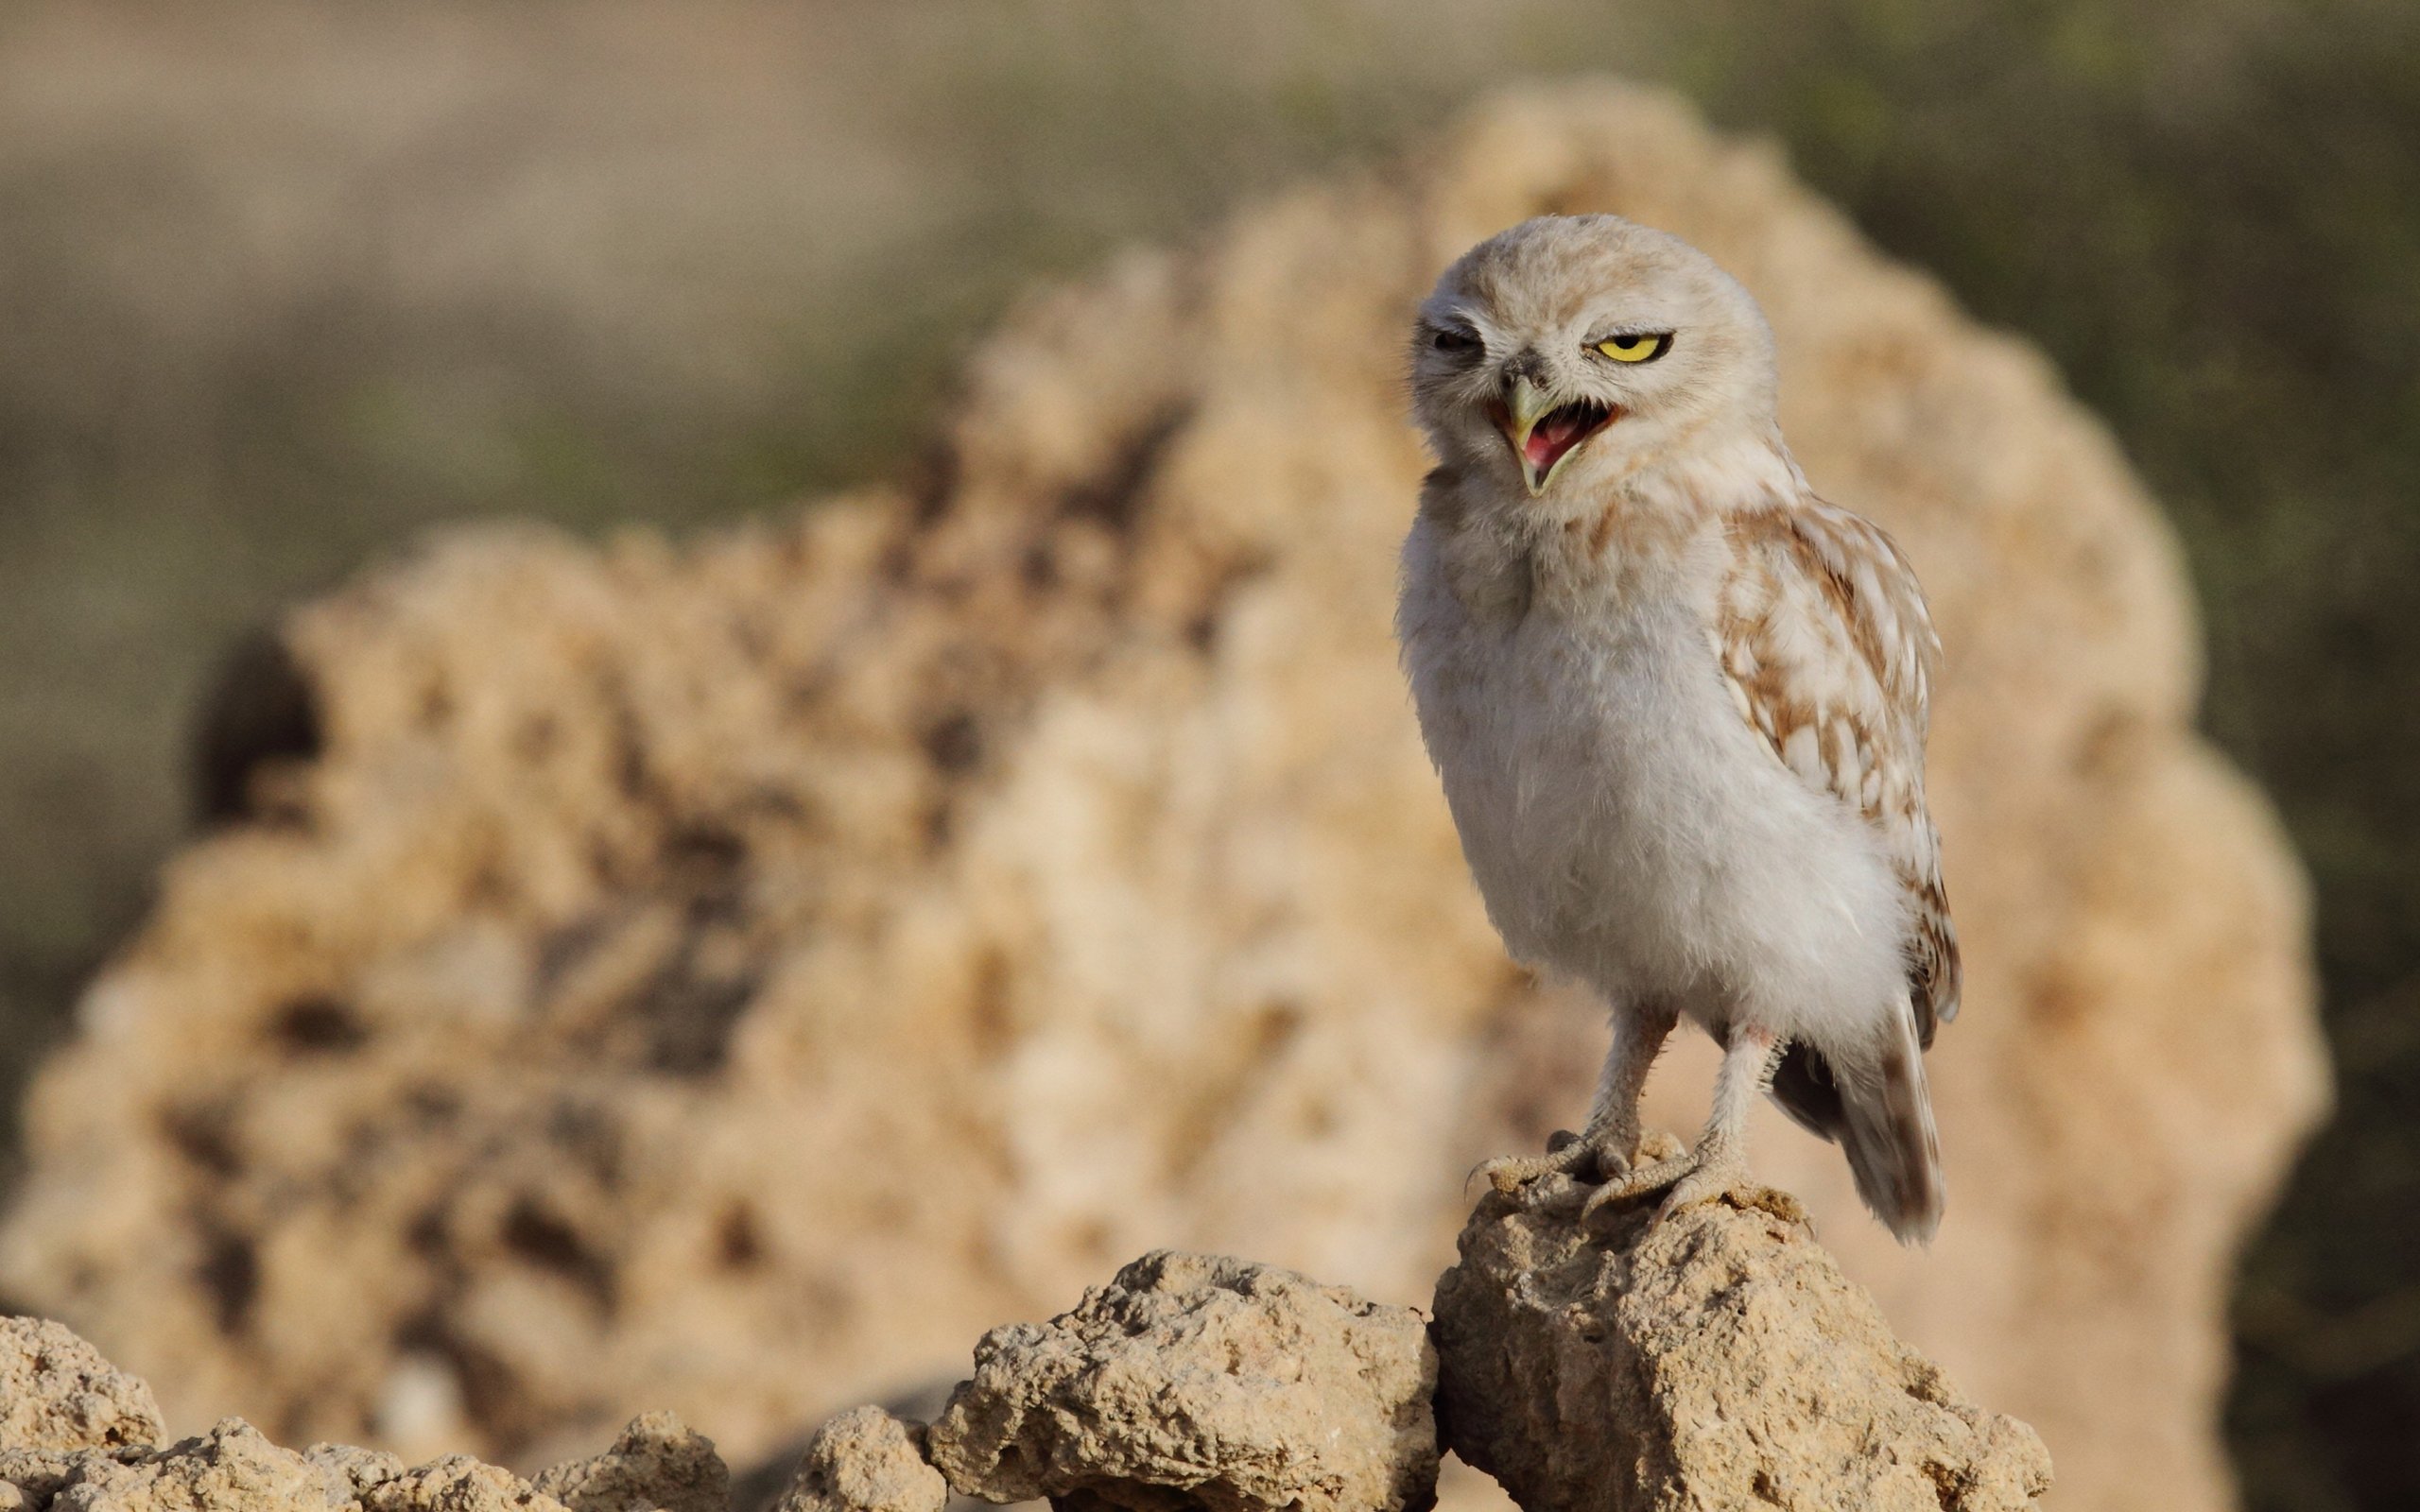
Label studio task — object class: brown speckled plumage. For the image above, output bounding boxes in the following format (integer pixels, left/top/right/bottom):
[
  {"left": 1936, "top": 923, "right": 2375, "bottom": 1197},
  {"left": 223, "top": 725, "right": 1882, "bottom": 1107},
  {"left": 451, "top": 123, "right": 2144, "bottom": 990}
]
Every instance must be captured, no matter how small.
[{"left": 1720, "top": 501, "right": 1962, "bottom": 1045}]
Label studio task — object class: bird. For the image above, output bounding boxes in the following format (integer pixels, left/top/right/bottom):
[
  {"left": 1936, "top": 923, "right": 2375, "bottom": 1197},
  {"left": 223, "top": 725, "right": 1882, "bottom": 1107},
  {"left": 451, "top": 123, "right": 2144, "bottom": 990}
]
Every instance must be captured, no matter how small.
[{"left": 1394, "top": 214, "right": 1959, "bottom": 1243}]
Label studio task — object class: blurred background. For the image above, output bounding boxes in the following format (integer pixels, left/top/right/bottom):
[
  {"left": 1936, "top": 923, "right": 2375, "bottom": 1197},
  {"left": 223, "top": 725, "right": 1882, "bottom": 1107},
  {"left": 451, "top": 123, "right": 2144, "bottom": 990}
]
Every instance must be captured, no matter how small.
[{"left": 0, "top": 1, "right": 2411, "bottom": 1507}]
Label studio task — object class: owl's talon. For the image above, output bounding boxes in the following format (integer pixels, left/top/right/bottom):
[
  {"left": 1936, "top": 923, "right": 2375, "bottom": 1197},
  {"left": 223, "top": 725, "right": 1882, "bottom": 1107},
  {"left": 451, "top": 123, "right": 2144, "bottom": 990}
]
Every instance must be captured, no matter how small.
[
  {"left": 1478, "top": 1146, "right": 1586, "bottom": 1195},
  {"left": 1652, "top": 1155, "right": 1754, "bottom": 1223},
  {"left": 1477, "top": 1127, "right": 1633, "bottom": 1196}
]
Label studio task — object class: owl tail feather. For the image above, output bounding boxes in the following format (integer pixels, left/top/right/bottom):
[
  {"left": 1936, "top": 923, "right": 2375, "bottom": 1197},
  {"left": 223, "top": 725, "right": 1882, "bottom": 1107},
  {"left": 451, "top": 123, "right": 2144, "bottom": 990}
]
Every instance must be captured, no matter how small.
[{"left": 1770, "top": 1005, "right": 1944, "bottom": 1245}]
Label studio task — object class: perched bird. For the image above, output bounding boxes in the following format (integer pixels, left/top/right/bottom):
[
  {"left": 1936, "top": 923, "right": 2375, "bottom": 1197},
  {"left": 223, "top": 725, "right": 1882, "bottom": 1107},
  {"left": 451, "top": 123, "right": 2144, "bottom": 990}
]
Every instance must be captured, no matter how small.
[{"left": 1396, "top": 215, "right": 1958, "bottom": 1242}]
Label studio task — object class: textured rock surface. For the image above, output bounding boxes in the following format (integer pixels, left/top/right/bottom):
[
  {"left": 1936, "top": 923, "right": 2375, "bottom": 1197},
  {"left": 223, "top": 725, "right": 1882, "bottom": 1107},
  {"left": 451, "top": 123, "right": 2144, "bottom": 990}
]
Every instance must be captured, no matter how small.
[
  {"left": 768, "top": 1409, "right": 942, "bottom": 1512},
  {"left": 0, "top": 81, "right": 2325, "bottom": 1512},
  {"left": 536, "top": 1413, "right": 730, "bottom": 1512},
  {"left": 5, "top": 1416, "right": 466, "bottom": 1512},
  {"left": 1435, "top": 1191, "right": 2049, "bottom": 1512},
  {"left": 0, "top": 1325, "right": 725, "bottom": 1512},
  {"left": 927, "top": 1252, "right": 1435, "bottom": 1512},
  {"left": 0, "top": 1318, "right": 163, "bottom": 1453},
  {"left": 0, "top": 1238, "right": 2052, "bottom": 1512},
  {"left": 34, "top": 1419, "right": 362, "bottom": 1512}
]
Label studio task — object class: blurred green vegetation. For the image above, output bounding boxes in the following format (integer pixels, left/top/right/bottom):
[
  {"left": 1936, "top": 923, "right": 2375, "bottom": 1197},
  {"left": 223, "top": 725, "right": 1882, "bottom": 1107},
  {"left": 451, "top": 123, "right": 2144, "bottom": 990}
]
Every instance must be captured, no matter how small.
[{"left": 1, "top": 1, "right": 2414, "bottom": 1505}]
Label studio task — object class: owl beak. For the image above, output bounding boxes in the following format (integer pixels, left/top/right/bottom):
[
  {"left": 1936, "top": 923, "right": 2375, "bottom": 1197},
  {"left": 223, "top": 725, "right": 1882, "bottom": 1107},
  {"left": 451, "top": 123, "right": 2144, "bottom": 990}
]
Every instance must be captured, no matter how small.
[{"left": 1492, "top": 376, "right": 1614, "bottom": 497}]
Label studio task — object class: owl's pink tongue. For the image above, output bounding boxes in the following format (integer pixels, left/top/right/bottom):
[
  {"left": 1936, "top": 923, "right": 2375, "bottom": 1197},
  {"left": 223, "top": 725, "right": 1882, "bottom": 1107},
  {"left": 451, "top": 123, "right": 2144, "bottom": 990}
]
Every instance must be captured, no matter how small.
[{"left": 1524, "top": 405, "right": 1598, "bottom": 473}]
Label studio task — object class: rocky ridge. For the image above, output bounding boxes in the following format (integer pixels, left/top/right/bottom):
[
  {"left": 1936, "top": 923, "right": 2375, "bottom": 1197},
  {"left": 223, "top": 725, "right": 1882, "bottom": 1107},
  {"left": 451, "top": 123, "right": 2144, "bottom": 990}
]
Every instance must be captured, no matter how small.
[{"left": 3, "top": 1189, "right": 2046, "bottom": 1512}]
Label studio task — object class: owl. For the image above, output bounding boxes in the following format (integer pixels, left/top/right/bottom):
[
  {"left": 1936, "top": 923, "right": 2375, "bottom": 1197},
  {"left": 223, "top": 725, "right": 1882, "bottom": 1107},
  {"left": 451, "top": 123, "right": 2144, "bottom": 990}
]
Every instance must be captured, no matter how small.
[{"left": 1396, "top": 215, "right": 1958, "bottom": 1243}]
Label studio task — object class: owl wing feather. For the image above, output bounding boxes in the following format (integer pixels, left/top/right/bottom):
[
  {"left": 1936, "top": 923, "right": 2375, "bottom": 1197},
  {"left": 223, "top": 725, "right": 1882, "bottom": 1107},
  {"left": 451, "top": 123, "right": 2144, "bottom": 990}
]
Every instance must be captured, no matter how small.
[
  {"left": 1719, "top": 496, "right": 1956, "bottom": 1241},
  {"left": 1715, "top": 498, "right": 1961, "bottom": 1044}
]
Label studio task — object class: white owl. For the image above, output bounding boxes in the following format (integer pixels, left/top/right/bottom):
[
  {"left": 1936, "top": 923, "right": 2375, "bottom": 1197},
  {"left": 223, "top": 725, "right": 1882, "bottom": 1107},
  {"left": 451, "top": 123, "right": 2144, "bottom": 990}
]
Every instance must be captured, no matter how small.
[{"left": 1396, "top": 215, "right": 1959, "bottom": 1242}]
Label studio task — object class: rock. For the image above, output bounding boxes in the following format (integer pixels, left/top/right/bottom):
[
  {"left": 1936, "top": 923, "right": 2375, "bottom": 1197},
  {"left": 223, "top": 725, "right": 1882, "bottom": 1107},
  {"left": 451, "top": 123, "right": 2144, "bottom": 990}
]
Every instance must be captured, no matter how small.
[
  {"left": 0, "top": 1318, "right": 163, "bottom": 1452},
  {"left": 0, "top": 1323, "right": 724, "bottom": 1512},
  {"left": 354, "top": 1455, "right": 570, "bottom": 1512},
  {"left": 25, "top": 1420, "right": 577, "bottom": 1512},
  {"left": 767, "top": 1409, "right": 941, "bottom": 1512},
  {"left": 302, "top": 1444, "right": 406, "bottom": 1502},
  {"left": 0, "top": 82, "right": 2325, "bottom": 1512},
  {"left": 536, "top": 1414, "right": 730, "bottom": 1512},
  {"left": 926, "top": 1252, "right": 1436, "bottom": 1512},
  {"left": 0, "top": 1242, "right": 2054, "bottom": 1512},
  {"left": 0, "top": 1450, "right": 119, "bottom": 1512},
  {"left": 0, "top": 1315, "right": 726, "bottom": 1509},
  {"left": 42, "top": 1418, "right": 373, "bottom": 1512},
  {"left": 1433, "top": 1192, "right": 2052, "bottom": 1512}
]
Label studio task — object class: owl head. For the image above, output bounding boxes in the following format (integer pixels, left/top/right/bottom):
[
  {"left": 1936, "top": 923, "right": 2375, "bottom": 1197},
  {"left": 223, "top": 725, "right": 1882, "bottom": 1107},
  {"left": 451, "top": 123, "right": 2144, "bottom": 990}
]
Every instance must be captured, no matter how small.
[{"left": 1409, "top": 215, "right": 1779, "bottom": 500}]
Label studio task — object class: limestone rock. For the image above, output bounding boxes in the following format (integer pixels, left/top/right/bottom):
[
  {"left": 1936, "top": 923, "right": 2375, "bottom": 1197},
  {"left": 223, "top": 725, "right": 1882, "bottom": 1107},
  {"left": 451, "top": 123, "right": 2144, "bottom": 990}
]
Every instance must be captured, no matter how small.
[
  {"left": 767, "top": 1409, "right": 941, "bottom": 1512},
  {"left": 41, "top": 1418, "right": 387, "bottom": 1512},
  {"left": 926, "top": 1253, "right": 1436, "bottom": 1512},
  {"left": 536, "top": 1415, "right": 729, "bottom": 1512},
  {"left": 0, "top": 82, "right": 2325, "bottom": 1512},
  {"left": 1434, "top": 1192, "right": 2050, "bottom": 1512},
  {"left": 17, "top": 1419, "right": 580, "bottom": 1512},
  {"left": 0, "top": 1324, "right": 721, "bottom": 1512},
  {"left": 0, "top": 1318, "right": 162, "bottom": 1452},
  {"left": 354, "top": 1454, "right": 569, "bottom": 1512},
  {"left": 301, "top": 1444, "right": 405, "bottom": 1503}
]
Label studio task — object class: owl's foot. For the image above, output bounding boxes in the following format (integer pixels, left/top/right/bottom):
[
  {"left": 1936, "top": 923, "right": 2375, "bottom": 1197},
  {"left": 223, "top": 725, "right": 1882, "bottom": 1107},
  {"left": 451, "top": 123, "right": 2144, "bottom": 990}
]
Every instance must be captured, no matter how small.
[
  {"left": 1578, "top": 1136, "right": 1752, "bottom": 1225},
  {"left": 1474, "top": 1128, "right": 1607, "bottom": 1196},
  {"left": 1476, "top": 1127, "right": 1685, "bottom": 1202}
]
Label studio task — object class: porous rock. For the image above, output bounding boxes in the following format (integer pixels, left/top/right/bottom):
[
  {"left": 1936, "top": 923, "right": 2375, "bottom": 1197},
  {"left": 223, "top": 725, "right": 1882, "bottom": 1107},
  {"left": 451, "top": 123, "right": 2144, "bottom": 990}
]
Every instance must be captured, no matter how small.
[
  {"left": 34, "top": 1419, "right": 344, "bottom": 1512},
  {"left": 12, "top": 1418, "right": 579, "bottom": 1512},
  {"left": 0, "top": 1318, "right": 162, "bottom": 1453},
  {"left": 0, "top": 82, "right": 2325, "bottom": 1512},
  {"left": 535, "top": 1413, "right": 730, "bottom": 1512},
  {"left": 767, "top": 1408, "right": 941, "bottom": 1512},
  {"left": 0, "top": 1321, "right": 726, "bottom": 1512},
  {"left": 353, "top": 1453, "right": 569, "bottom": 1512},
  {"left": 1433, "top": 1191, "right": 2051, "bottom": 1512},
  {"left": 926, "top": 1252, "right": 1436, "bottom": 1512}
]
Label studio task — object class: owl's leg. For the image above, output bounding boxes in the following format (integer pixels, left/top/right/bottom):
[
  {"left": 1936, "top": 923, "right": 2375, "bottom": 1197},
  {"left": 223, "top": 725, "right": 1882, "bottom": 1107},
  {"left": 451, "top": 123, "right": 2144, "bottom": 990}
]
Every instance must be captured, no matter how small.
[
  {"left": 1582, "top": 1020, "right": 1782, "bottom": 1221},
  {"left": 1478, "top": 998, "right": 1677, "bottom": 1197},
  {"left": 1577, "top": 996, "right": 1681, "bottom": 1172}
]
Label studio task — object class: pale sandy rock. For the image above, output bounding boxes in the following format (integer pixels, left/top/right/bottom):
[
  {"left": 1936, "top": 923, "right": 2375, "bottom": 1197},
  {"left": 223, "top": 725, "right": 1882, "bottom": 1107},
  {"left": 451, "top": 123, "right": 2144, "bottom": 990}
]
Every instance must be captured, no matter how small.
[
  {"left": 0, "top": 82, "right": 2325, "bottom": 1512},
  {"left": 1435, "top": 1192, "right": 2049, "bottom": 1512},
  {"left": 927, "top": 1253, "right": 1435, "bottom": 1512},
  {"left": 0, "top": 1325, "right": 729, "bottom": 1512},
  {"left": 355, "top": 1455, "right": 569, "bottom": 1512},
  {"left": 0, "top": 1450, "right": 129, "bottom": 1512},
  {"left": 43, "top": 1419, "right": 357, "bottom": 1512},
  {"left": 0, "top": 1318, "right": 162, "bottom": 1452},
  {"left": 767, "top": 1409, "right": 941, "bottom": 1512},
  {"left": 535, "top": 1415, "right": 728, "bottom": 1512},
  {"left": 301, "top": 1445, "right": 404, "bottom": 1502},
  {"left": 26, "top": 1420, "right": 580, "bottom": 1512}
]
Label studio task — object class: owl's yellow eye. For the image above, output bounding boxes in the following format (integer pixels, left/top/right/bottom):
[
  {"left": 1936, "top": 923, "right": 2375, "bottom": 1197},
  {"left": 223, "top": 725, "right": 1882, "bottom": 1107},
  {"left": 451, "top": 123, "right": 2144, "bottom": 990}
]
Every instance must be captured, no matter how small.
[{"left": 1596, "top": 333, "right": 1671, "bottom": 364}]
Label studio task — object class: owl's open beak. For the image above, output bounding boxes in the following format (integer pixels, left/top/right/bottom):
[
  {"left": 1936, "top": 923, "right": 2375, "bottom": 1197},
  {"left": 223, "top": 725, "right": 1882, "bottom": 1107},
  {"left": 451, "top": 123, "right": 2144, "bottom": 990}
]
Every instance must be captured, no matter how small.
[{"left": 1491, "top": 377, "right": 1616, "bottom": 496}]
